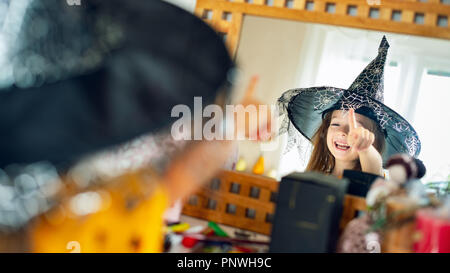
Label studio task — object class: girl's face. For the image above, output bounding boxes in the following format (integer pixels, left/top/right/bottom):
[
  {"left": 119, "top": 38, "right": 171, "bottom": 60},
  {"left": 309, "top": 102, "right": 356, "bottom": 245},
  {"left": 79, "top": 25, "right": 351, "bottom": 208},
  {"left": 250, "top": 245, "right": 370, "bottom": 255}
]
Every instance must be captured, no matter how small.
[{"left": 326, "top": 110, "right": 373, "bottom": 163}]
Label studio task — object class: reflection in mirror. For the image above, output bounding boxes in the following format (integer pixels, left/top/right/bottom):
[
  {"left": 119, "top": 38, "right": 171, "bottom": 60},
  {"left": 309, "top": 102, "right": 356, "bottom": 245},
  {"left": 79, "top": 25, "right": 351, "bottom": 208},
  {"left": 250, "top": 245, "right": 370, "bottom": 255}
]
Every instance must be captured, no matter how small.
[{"left": 233, "top": 15, "right": 450, "bottom": 183}]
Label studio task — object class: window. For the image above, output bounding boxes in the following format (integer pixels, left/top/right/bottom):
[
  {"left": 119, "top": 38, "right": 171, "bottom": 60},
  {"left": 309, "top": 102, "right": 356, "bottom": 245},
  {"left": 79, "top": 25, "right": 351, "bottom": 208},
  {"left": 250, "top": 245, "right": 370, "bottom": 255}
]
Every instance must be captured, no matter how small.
[{"left": 412, "top": 71, "right": 450, "bottom": 182}]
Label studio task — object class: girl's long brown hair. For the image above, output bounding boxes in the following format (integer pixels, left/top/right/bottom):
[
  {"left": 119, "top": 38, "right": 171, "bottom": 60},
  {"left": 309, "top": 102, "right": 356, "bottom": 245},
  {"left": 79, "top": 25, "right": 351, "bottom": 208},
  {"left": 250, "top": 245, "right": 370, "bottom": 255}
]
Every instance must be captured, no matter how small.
[{"left": 305, "top": 110, "right": 385, "bottom": 174}]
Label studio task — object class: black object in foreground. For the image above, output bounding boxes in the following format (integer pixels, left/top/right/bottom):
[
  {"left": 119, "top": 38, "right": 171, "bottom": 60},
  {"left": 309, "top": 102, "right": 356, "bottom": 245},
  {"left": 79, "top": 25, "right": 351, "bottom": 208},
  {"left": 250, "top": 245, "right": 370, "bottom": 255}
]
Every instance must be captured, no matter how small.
[
  {"left": 0, "top": 0, "right": 234, "bottom": 169},
  {"left": 269, "top": 172, "right": 349, "bottom": 253},
  {"left": 342, "top": 169, "right": 382, "bottom": 197}
]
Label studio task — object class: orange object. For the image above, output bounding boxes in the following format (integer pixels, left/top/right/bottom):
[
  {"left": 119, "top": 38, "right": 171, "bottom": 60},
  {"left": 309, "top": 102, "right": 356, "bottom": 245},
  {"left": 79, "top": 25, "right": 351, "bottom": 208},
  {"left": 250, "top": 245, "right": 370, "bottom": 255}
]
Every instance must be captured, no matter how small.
[
  {"left": 252, "top": 155, "right": 264, "bottom": 175},
  {"left": 30, "top": 170, "right": 169, "bottom": 253}
]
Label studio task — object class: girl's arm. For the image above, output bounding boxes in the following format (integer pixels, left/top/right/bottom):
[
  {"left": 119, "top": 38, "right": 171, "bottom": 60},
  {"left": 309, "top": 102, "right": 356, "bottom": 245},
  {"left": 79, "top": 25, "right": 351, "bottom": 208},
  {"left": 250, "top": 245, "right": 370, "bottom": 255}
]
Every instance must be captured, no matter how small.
[
  {"left": 358, "top": 145, "right": 383, "bottom": 176},
  {"left": 347, "top": 109, "right": 383, "bottom": 176},
  {"left": 164, "top": 76, "right": 270, "bottom": 204}
]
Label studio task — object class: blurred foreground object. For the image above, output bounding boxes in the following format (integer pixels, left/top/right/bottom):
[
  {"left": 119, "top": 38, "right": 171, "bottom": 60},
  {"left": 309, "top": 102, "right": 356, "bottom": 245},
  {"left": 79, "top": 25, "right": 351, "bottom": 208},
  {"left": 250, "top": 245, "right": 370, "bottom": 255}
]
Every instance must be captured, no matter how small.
[
  {"left": 338, "top": 153, "right": 450, "bottom": 253},
  {"left": 30, "top": 169, "right": 168, "bottom": 253},
  {"left": 0, "top": 0, "right": 233, "bottom": 169},
  {"left": 370, "top": 154, "right": 429, "bottom": 252},
  {"left": 0, "top": 0, "right": 234, "bottom": 252},
  {"left": 414, "top": 200, "right": 450, "bottom": 253},
  {"left": 269, "top": 172, "right": 349, "bottom": 253}
]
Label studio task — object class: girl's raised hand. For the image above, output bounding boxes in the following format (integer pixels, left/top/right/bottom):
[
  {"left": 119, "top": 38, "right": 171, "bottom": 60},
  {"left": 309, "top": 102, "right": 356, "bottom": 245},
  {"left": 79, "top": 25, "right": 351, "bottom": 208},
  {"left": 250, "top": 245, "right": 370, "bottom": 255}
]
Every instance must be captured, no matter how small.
[
  {"left": 236, "top": 75, "right": 272, "bottom": 141},
  {"left": 347, "top": 108, "right": 375, "bottom": 152}
]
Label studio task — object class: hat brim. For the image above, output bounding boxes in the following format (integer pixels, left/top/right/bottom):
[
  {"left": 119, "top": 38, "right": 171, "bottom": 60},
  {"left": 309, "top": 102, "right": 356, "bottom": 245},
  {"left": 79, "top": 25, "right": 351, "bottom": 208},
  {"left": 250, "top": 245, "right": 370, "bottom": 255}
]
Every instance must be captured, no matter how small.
[{"left": 283, "top": 86, "right": 421, "bottom": 163}]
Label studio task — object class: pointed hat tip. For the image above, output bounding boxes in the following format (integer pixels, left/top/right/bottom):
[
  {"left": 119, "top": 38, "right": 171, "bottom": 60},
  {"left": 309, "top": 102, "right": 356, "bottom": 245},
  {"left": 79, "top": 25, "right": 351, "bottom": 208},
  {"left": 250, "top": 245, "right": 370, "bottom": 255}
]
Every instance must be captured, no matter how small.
[{"left": 379, "top": 35, "right": 390, "bottom": 52}]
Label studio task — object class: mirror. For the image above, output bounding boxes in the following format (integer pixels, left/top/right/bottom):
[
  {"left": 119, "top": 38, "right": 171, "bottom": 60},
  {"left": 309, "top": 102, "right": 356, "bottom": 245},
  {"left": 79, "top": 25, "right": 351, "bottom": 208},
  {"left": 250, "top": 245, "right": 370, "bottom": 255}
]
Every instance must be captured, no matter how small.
[{"left": 232, "top": 15, "right": 450, "bottom": 183}]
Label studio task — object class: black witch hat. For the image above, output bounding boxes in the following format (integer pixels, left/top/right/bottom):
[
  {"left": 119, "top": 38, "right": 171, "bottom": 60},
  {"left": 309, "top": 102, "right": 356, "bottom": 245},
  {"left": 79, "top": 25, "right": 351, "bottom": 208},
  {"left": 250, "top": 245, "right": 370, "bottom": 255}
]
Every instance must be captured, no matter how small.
[
  {"left": 278, "top": 36, "right": 421, "bottom": 163},
  {"left": 0, "top": 0, "right": 233, "bottom": 232},
  {"left": 0, "top": 0, "right": 234, "bottom": 169}
]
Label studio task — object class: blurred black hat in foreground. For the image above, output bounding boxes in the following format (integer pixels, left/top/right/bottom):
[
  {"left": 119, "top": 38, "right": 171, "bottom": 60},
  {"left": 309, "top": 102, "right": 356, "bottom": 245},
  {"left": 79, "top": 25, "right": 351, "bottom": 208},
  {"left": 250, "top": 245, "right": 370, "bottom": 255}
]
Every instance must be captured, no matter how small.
[{"left": 0, "top": 0, "right": 234, "bottom": 169}]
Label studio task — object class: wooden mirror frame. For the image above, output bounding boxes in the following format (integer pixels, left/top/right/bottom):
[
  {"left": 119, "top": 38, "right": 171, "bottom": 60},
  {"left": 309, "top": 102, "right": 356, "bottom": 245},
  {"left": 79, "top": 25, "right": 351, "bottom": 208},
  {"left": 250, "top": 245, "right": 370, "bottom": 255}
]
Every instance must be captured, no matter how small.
[{"left": 194, "top": 0, "right": 450, "bottom": 57}]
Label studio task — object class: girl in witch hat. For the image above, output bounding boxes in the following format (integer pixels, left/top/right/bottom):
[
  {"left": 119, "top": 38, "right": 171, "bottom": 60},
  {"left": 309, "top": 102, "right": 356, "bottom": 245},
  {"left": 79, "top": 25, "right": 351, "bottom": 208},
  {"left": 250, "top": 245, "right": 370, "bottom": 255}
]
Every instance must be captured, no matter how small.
[{"left": 278, "top": 36, "right": 421, "bottom": 178}]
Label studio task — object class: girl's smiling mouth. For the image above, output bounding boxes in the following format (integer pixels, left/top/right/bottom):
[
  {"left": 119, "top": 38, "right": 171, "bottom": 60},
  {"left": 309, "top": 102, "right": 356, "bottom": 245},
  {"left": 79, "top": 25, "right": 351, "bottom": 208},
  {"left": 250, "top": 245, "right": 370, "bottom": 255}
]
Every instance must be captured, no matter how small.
[{"left": 334, "top": 141, "right": 350, "bottom": 151}]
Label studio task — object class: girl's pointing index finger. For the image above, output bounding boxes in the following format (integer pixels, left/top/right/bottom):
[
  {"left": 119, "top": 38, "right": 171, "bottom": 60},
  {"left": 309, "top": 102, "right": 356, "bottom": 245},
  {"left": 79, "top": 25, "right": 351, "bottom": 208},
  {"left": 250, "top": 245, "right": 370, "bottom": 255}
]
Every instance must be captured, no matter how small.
[{"left": 348, "top": 108, "right": 358, "bottom": 129}]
